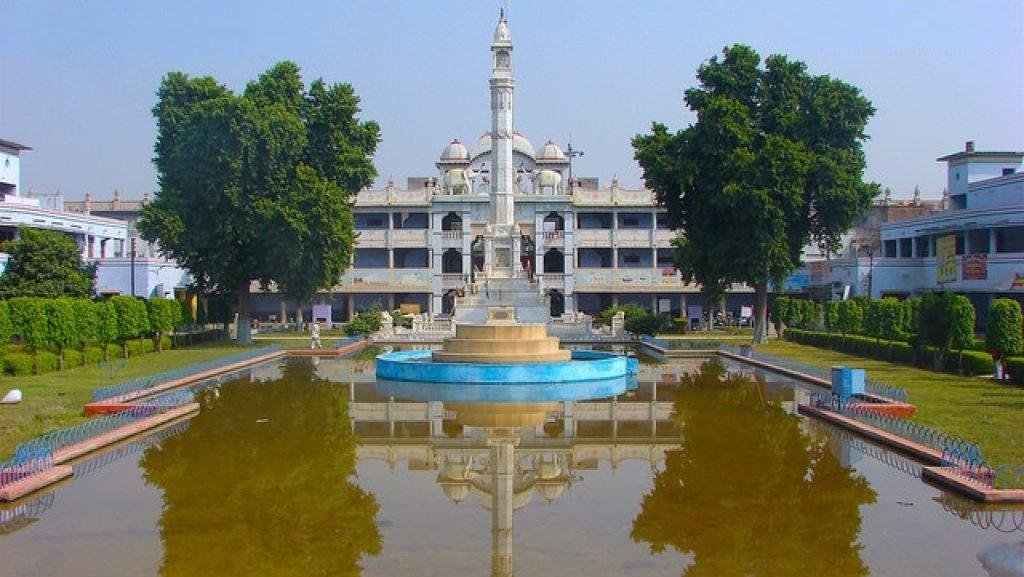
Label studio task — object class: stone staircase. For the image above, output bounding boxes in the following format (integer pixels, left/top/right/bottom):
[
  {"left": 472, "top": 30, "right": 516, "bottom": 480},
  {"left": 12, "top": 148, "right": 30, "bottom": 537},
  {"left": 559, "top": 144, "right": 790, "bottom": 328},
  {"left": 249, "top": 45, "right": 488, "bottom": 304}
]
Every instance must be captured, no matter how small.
[{"left": 454, "top": 277, "right": 550, "bottom": 324}]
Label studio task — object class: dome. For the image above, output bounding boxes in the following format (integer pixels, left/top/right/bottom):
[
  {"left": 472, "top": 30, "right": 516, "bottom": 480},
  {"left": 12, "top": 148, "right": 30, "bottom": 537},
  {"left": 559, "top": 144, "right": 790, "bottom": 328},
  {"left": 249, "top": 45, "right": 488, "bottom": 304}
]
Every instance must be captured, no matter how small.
[
  {"left": 535, "top": 481, "right": 567, "bottom": 503},
  {"left": 536, "top": 140, "right": 566, "bottom": 162},
  {"left": 469, "top": 131, "right": 535, "bottom": 161},
  {"left": 439, "top": 139, "right": 469, "bottom": 162}
]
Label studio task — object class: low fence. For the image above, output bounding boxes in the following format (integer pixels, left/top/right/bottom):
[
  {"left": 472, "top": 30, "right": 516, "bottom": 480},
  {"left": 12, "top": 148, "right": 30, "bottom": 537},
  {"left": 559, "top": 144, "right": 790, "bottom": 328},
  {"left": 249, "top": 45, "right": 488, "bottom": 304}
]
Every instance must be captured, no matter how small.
[{"left": 91, "top": 344, "right": 283, "bottom": 402}]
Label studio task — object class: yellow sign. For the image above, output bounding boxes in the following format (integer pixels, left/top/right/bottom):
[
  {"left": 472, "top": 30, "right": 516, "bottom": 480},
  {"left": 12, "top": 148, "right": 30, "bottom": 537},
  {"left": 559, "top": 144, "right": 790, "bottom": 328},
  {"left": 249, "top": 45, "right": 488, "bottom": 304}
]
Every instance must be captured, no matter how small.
[{"left": 936, "top": 235, "right": 957, "bottom": 284}]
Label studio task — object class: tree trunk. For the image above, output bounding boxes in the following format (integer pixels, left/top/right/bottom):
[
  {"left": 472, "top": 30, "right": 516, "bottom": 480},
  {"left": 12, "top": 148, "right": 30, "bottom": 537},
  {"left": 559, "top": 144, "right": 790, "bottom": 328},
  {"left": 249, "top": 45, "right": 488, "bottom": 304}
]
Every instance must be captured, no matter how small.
[
  {"left": 236, "top": 283, "right": 253, "bottom": 344},
  {"left": 156, "top": 332, "right": 163, "bottom": 352},
  {"left": 295, "top": 304, "right": 305, "bottom": 333},
  {"left": 753, "top": 282, "right": 768, "bottom": 344},
  {"left": 58, "top": 348, "right": 65, "bottom": 371}
]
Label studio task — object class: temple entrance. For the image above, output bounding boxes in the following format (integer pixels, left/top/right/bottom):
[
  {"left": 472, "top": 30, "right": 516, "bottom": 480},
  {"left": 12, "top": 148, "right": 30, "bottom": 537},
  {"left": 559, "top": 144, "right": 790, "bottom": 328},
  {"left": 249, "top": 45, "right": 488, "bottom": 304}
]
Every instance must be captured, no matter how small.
[
  {"left": 520, "top": 234, "right": 535, "bottom": 279},
  {"left": 548, "top": 289, "right": 565, "bottom": 317},
  {"left": 442, "top": 289, "right": 459, "bottom": 315},
  {"left": 470, "top": 235, "right": 485, "bottom": 279}
]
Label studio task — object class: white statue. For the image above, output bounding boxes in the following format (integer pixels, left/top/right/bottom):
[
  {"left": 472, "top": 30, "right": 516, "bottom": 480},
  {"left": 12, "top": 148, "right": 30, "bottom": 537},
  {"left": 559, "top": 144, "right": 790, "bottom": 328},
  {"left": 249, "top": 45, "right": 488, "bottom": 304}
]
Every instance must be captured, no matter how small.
[
  {"left": 380, "top": 310, "right": 394, "bottom": 337},
  {"left": 529, "top": 169, "right": 563, "bottom": 195},
  {"left": 310, "top": 321, "right": 322, "bottom": 349},
  {"left": 442, "top": 168, "right": 481, "bottom": 195}
]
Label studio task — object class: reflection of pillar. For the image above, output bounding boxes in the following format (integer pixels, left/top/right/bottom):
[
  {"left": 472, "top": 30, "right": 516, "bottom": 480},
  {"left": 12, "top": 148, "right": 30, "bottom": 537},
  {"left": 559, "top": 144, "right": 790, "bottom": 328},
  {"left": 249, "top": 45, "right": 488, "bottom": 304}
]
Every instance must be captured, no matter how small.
[
  {"left": 279, "top": 300, "right": 287, "bottom": 324},
  {"left": 489, "top": 434, "right": 517, "bottom": 577},
  {"left": 347, "top": 294, "right": 355, "bottom": 321}
]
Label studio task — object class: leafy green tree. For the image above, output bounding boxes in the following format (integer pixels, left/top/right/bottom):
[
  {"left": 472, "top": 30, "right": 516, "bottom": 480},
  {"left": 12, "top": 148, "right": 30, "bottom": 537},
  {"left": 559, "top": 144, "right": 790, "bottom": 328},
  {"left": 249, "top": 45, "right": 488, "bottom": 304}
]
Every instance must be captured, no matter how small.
[
  {"left": 631, "top": 358, "right": 875, "bottom": 576},
  {"left": 949, "top": 295, "right": 976, "bottom": 374},
  {"left": 96, "top": 300, "right": 120, "bottom": 361},
  {"left": 110, "top": 296, "right": 150, "bottom": 358},
  {"left": 8, "top": 297, "right": 49, "bottom": 373},
  {"left": 918, "top": 292, "right": 953, "bottom": 370},
  {"left": 0, "top": 300, "right": 14, "bottom": 345},
  {"left": 72, "top": 298, "right": 99, "bottom": 366},
  {"left": 824, "top": 301, "right": 839, "bottom": 332},
  {"left": 633, "top": 45, "right": 877, "bottom": 343},
  {"left": 869, "top": 297, "right": 905, "bottom": 359},
  {"left": 140, "top": 361, "right": 381, "bottom": 576},
  {"left": 901, "top": 296, "right": 920, "bottom": 334},
  {"left": 770, "top": 296, "right": 790, "bottom": 336},
  {"left": 0, "top": 227, "right": 95, "bottom": 298},
  {"left": 987, "top": 298, "right": 1023, "bottom": 380},
  {"left": 46, "top": 298, "right": 79, "bottom": 370},
  {"left": 147, "top": 298, "right": 182, "bottom": 351},
  {"left": 599, "top": 302, "right": 650, "bottom": 327},
  {"left": 836, "top": 299, "right": 862, "bottom": 335},
  {"left": 139, "top": 62, "right": 379, "bottom": 344}
]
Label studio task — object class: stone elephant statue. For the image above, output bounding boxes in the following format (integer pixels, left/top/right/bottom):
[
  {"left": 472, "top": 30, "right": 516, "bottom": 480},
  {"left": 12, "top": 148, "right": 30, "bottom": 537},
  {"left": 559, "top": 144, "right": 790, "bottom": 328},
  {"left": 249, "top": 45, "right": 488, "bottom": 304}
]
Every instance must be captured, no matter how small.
[
  {"left": 529, "top": 169, "right": 563, "bottom": 195},
  {"left": 442, "top": 168, "right": 480, "bottom": 195}
]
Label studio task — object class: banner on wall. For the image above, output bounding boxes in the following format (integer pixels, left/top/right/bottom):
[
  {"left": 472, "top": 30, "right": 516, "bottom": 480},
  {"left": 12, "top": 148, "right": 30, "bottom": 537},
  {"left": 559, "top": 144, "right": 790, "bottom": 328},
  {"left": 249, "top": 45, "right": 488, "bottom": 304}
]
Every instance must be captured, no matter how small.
[
  {"left": 935, "top": 234, "right": 957, "bottom": 284},
  {"left": 810, "top": 261, "right": 831, "bottom": 283},
  {"left": 963, "top": 253, "right": 988, "bottom": 281}
]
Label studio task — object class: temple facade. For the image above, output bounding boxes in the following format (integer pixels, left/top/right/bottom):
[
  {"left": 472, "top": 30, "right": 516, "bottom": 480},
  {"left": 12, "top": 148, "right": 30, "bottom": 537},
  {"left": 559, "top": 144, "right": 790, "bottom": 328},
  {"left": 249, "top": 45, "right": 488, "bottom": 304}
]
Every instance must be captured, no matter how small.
[{"left": 283, "top": 11, "right": 752, "bottom": 323}]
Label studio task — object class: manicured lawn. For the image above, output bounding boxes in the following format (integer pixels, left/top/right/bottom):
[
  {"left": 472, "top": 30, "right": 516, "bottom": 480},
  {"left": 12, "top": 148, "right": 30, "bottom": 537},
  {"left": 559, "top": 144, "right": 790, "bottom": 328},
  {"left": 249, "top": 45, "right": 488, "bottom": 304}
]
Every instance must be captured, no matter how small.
[
  {"left": 756, "top": 340, "right": 1024, "bottom": 468},
  {"left": 0, "top": 341, "right": 257, "bottom": 460}
]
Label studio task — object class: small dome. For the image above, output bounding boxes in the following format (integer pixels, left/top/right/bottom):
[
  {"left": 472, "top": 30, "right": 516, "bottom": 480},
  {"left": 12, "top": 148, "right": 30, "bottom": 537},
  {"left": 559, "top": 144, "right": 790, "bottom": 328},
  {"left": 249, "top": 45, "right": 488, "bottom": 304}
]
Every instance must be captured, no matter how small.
[
  {"left": 535, "top": 482, "right": 567, "bottom": 503},
  {"left": 440, "top": 139, "right": 469, "bottom": 162},
  {"left": 536, "top": 461, "right": 563, "bottom": 479},
  {"left": 469, "top": 131, "right": 536, "bottom": 161},
  {"left": 536, "top": 140, "right": 566, "bottom": 162}
]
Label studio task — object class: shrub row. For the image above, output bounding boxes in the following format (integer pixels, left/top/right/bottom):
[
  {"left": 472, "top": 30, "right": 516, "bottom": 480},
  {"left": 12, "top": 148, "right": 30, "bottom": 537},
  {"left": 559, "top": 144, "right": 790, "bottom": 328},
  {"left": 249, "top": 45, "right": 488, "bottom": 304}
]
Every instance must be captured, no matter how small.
[
  {"left": 0, "top": 335, "right": 171, "bottom": 376},
  {"left": 785, "top": 329, "right": 997, "bottom": 376},
  {"left": 1008, "top": 357, "right": 1024, "bottom": 383}
]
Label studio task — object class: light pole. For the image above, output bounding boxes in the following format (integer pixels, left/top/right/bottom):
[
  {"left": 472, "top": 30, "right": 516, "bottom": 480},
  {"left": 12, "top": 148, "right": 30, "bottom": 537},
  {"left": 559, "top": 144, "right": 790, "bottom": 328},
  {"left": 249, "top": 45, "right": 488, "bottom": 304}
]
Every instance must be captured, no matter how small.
[
  {"left": 565, "top": 140, "right": 584, "bottom": 190},
  {"left": 860, "top": 242, "right": 874, "bottom": 300},
  {"left": 130, "top": 237, "right": 137, "bottom": 297}
]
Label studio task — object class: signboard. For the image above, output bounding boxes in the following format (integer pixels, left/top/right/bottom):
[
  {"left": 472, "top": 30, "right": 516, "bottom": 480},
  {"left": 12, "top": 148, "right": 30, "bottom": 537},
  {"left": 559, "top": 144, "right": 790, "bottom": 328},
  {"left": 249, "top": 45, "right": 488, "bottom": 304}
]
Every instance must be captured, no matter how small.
[
  {"left": 935, "top": 235, "right": 957, "bottom": 284},
  {"left": 312, "top": 304, "right": 332, "bottom": 324},
  {"left": 1012, "top": 273, "right": 1024, "bottom": 290},
  {"left": 963, "top": 253, "right": 988, "bottom": 281}
]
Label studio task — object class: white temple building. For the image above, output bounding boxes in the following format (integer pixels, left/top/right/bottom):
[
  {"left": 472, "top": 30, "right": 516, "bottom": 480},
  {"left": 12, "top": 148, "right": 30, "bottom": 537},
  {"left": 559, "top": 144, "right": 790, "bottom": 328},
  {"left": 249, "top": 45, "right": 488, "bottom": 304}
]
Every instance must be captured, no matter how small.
[{"left": 250, "top": 11, "right": 753, "bottom": 323}]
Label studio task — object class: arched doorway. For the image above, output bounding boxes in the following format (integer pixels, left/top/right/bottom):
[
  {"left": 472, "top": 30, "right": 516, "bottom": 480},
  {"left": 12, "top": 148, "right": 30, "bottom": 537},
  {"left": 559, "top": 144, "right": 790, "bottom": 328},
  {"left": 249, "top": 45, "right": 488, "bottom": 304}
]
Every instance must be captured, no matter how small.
[
  {"left": 442, "top": 248, "right": 462, "bottom": 274},
  {"left": 543, "top": 248, "right": 564, "bottom": 273},
  {"left": 471, "top": 235, "right": 485, "bottom": 276},
  {"left": 441, "top": 211, "right": 462, "bottom": 231},
  {"left": 442, "top": 289, "right": 459, "bottom": 316},
  {"left": 548, "top": 289, "right": 565, "bottom": 317},
  {"left": 520, "top": 234, "right": 535, "bottom": 279},
  {"left": 543, "top": 211, "right": 564, "bottom": 232}
]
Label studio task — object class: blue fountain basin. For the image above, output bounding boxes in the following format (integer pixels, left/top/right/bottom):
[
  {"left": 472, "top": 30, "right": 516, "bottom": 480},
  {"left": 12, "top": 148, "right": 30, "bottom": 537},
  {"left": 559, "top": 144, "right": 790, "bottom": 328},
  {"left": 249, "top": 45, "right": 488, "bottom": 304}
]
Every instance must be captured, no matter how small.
[{"left": 375, "top": 349, "right": 636, "bottom": 385}]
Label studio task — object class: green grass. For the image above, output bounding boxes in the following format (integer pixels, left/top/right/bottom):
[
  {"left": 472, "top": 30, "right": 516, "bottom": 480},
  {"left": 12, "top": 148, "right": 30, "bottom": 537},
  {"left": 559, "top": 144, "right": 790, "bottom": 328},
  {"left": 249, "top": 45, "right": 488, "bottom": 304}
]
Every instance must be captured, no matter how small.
[
  {"left": 0, "top": 341, "right": 258, "bottom": 460},
  {"left": 756, "top": 340, "right": 1024, "bottom": 469}
]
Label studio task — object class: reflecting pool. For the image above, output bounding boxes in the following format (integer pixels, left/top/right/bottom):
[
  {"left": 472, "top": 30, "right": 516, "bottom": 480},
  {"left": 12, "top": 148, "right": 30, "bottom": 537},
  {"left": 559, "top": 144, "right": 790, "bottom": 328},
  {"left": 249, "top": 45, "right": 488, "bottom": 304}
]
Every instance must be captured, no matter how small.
[{"left": 1, "top": 354, "right": 1021, "bottom": 576}]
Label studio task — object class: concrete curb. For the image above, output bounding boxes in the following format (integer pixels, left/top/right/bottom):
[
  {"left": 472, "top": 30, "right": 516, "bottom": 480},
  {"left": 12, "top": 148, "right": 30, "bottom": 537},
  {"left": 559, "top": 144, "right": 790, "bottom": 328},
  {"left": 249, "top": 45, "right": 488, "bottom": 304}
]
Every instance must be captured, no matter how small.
[{"left": 0, "top": 466, "right": 73, "bottom": 502}]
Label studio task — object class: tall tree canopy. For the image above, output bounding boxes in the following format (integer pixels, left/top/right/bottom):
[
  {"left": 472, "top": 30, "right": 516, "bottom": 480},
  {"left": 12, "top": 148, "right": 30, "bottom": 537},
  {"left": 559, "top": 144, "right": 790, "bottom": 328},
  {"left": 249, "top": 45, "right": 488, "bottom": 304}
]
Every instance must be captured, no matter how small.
[
  {"left": 0, "top": 226, "right": 96, "bottom": 298},
  {"left": 141, "top": 361, "right": 381, "bottom": 576},
  {"left": 631, "top": 359, "right": 875, "bottom": 576},
  {"left": 633, "top": 45, "right": 877, "bottom": 342},
  {"left": 139, "top": 62, "right": 379, "bottom": 342}
]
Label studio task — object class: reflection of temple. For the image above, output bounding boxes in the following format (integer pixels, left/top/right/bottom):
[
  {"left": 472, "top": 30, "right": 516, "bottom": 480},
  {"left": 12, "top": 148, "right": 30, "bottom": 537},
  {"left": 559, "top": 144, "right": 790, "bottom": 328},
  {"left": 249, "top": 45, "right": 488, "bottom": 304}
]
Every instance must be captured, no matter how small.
[{"left": 350, "top": 388, "right": 685, "bottom": 577}]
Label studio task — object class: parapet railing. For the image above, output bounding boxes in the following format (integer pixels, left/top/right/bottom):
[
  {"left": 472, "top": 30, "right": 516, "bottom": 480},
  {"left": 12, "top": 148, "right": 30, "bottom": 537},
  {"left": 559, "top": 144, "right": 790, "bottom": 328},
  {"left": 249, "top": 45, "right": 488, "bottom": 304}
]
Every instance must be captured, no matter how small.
[
  {"left": 719, "top": 344, "right": 908, "bottom": 402},
  {"left": 91, "top": 344, "right": 283, "bottom": 402}
]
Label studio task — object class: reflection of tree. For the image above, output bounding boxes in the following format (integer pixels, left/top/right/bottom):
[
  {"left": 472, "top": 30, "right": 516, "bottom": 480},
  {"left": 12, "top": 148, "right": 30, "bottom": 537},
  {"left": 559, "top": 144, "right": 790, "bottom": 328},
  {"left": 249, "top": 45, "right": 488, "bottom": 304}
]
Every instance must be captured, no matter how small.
[
  {"left": 631, "top": 358, "right": 875, "bottom": 577},
  {"left": 141, "top": 359, "right": 381, "bottom": 577}
]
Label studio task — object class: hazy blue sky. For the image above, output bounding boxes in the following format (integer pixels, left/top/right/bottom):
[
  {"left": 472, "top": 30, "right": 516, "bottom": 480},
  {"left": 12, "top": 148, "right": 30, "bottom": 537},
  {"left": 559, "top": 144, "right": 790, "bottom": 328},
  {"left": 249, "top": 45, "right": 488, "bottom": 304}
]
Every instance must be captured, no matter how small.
[{"left": 1, "top": 0, "right": 1021, "bottom": 200}]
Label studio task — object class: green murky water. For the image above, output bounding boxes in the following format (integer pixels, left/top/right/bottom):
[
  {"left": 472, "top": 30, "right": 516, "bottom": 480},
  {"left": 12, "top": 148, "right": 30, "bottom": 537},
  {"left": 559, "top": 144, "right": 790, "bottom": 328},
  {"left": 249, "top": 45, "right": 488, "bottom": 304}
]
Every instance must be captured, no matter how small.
[{"left": 1, "top": 355, "right": 1020, "bottom": 576}]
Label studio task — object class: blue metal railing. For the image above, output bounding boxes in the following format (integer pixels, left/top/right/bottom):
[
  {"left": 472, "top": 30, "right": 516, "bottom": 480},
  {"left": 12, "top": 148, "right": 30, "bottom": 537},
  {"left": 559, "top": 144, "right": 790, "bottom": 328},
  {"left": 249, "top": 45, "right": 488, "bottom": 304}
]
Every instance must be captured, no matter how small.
[
  {"left": 91, "top": 344, "right": 283, "bottom": 402},
  {"left": 811, "top": 391, "right": 977, "bottom": 458}
]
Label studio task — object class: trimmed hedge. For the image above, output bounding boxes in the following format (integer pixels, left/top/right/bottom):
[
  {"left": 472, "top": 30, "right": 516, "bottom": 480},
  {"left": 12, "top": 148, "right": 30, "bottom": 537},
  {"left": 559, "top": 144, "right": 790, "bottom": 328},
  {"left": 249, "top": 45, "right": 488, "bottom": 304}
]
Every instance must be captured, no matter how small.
[
  {"left": 63, "top": 349, "right": 83, "bottom": 368},
  {"left": 785, "top": 328, "right": 993, "bottom": 376},
  {"left": 1008, "top": 357, "right": 1024, "bottom": 383},
  {"left": 3, "top": 352, "right": 34, "bottom": 376}
]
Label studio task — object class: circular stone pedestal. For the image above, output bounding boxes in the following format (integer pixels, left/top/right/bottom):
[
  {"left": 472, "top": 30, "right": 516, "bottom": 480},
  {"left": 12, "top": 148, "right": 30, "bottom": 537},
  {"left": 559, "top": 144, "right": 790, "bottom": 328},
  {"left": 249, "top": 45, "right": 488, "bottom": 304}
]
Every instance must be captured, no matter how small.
[{"left": 432, "top": 323, "right": 571, "bottom": 364}]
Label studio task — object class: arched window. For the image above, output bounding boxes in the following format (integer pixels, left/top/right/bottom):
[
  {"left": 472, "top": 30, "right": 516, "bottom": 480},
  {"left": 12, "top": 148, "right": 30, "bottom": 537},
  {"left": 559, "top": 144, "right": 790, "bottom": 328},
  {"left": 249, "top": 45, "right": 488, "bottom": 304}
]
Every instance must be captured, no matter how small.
[
  {"left": 442, "top": 249, "right": 463, "bottom": 274},
  {"left": 442, "top": 211, "right": 463, "bottom": 232},
  {"left": 543, "top": 249, "right": 565, "bottom": 273}
]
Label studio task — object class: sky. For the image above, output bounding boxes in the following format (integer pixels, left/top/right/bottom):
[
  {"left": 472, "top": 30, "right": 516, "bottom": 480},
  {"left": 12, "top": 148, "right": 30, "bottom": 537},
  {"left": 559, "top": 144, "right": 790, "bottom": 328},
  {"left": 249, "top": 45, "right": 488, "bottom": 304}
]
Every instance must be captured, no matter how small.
[{"left": 1, "top": 0, "right": 1021, "bottom": 201}]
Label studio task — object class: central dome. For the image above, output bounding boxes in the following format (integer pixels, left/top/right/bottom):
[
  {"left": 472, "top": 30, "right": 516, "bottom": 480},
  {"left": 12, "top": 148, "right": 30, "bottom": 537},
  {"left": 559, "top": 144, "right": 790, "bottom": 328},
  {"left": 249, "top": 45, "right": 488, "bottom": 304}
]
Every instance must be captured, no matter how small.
[{"left": 469, "top": 131, "right": 535, "bottom": 161}]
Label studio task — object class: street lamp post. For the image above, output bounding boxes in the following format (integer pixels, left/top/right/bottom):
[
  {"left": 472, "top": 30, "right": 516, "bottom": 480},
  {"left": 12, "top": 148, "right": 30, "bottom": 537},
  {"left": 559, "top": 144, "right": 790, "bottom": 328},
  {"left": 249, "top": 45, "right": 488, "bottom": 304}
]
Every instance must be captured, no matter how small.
[
  {"left": 130, "top": 237, "right": 137, "bottom": 297},
  {"left": 565, "top": 140, "right": 584, "bottom": 191}
]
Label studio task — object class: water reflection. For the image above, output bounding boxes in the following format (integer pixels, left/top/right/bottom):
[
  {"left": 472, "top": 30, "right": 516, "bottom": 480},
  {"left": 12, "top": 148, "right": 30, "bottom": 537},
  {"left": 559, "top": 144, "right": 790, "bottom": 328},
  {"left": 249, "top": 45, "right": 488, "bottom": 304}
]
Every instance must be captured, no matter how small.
[
  {"left": 140, "top": 359, "right": 382, "bottom": 577},
  {"left": 631, "top": 358, "right": 877, "bottom": 576}
]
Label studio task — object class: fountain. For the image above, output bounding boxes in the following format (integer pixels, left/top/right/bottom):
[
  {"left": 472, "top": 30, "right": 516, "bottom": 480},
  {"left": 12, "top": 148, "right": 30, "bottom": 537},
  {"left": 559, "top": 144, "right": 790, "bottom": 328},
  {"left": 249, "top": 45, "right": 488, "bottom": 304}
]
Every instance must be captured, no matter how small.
[{"left": 375, "top": 307, "right": 636, "bottom": 385}]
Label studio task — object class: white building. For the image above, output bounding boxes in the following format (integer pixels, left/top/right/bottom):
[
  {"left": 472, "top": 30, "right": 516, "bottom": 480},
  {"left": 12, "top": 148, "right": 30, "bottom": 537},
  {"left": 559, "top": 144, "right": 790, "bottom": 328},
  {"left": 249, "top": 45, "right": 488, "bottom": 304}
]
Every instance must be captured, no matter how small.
[
  {"left": 871, "top": 142, "right": 1024, "bottom": 318},
  {"left": 250, "top": 11, "right": 753, "bottom": 323},
  {"left": 0, "top": 138, "right": 187, "bottom": 298}
]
